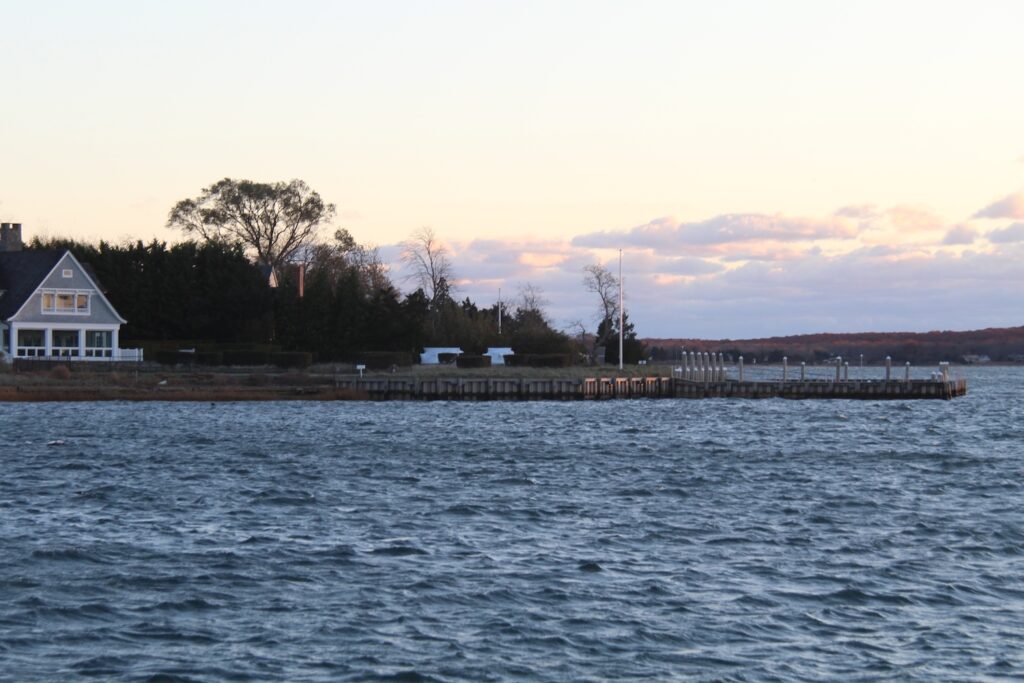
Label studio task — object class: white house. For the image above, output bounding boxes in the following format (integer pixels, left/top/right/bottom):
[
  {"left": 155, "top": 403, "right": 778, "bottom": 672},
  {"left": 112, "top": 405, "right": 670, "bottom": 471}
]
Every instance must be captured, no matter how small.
[{"left": 0, "top": 223, "right": 137, "bottom": 362}]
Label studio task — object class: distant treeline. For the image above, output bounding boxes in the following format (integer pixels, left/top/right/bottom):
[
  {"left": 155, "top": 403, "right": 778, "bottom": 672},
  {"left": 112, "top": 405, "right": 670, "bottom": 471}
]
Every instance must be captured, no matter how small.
[
  {"left": 28, "top": 237, "right": 574, "bottom": 362},
  {"left": 647, "top": 328, "right": 1024, "bottom": 364}
]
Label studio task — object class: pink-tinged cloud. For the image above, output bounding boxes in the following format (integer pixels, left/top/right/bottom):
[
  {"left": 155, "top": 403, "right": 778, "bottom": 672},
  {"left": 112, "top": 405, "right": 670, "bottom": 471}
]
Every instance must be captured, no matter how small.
[
  {"left": 572, "top": 213, "right": 857, "bottom": 250},
  {"left": 886, "top": 206, "right": 944, "bottom": 233},
  {"left": 987, "top": 222, "right": 1024, "bottom": 243},
  {"left": 834, "top": 204, "right": 880, "bottom": 219},
  {"left": 974, "top": 191, "right": 1024, "bottom": 219},
  {"left": 942, "top": 224, "right": 977, "bottom": 245}
]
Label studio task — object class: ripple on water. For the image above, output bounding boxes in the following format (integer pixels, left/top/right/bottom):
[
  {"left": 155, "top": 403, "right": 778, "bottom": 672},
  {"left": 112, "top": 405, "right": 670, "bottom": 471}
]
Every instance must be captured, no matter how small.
[{"left": 0, "top": 369, "right": 1022, "bottom": 680}]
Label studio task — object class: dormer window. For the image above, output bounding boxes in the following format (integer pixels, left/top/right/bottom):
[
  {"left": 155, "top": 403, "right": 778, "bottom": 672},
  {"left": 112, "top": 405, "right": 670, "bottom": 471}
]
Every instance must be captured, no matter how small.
[
  {"left": 41, "top": 289, "right": 90, "bottom": 314},
  {"left": 62, "top": 269, "right": 73, "bottom": 278}
]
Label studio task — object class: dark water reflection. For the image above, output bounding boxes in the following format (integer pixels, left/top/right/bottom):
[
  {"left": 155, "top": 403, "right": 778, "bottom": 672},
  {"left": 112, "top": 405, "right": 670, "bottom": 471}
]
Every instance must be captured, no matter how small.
[{"left": 1, "top": 366, "right": 1022, "bottom": 681}]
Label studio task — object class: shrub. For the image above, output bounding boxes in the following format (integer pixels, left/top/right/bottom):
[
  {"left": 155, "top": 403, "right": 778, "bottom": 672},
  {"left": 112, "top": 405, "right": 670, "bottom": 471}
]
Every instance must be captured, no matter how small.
[
  {"left": 50, "top": 365, "right": 72, "bottom": 380},
  {"left": 456, "top": 354, "right": 491, "bottom": 369},
  {"left": 272, "top": 352, "right": 312, "bottom": 369},
  {"left": 437, "top": 352, "right": 459, "bottom": 365},
  {"left": 223, "top": 350, "right": 271, "bottom": 366},
  {"left": 154, "top": 350, "right": 187, "bottom": 365},
  {"left": 192, "top": 351, "right": 223, "bottom": 366},
  {"left": 358, "top": 352, "right": 413, "bottom": 370},
  {"left": 525, "top": 353, "right": 571, "bottom": 368}
]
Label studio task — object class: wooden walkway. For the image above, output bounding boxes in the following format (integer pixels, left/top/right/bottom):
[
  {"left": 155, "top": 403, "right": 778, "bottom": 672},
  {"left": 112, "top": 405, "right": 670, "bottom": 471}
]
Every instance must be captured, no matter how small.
[{"left": 329, "top": 375, "right": 968, "bottom": 401}]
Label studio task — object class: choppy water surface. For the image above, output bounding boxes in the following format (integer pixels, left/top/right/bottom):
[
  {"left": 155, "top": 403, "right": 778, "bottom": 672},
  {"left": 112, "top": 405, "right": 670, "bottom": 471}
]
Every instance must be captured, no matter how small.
[{"left": 2, "top": 367, "right": 1023, "bottom": 681}]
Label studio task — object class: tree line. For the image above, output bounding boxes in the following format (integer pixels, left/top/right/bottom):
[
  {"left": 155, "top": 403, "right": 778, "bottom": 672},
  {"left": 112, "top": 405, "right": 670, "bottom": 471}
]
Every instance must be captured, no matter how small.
[{"left": 29, "top": 177, "right": 645, "bottom": 363}]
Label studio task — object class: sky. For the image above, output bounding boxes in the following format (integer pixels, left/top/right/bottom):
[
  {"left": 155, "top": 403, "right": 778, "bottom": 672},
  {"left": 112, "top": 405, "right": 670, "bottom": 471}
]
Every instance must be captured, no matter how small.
[{"left": 2, "top": 1, "right": 1023, "bottom": 338}]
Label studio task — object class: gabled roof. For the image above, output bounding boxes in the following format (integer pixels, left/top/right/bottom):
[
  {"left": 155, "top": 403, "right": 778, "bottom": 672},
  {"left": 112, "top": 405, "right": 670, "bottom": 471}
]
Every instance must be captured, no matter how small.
[{"left": 0, "top": 250, "right": 64, "bottom": 320}]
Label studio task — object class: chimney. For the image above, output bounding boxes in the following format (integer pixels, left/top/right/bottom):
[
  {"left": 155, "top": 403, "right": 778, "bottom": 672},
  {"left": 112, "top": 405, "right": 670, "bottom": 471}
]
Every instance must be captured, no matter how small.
[{"left": 0, "top": 223, "right": 22, "bottom": 252}]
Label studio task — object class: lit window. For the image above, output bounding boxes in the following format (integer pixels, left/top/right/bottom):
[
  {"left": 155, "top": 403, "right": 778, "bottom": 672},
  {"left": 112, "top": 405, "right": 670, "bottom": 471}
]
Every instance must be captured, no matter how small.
[{"left": 41, "top": 289, "right": 90, "bottom": 314}]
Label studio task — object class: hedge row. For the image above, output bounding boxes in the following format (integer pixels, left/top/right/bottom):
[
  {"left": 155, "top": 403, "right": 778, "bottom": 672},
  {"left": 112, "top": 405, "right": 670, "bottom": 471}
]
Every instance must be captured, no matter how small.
[
  {"left": 504, "top": 353, "right": 571, "bottom": 368},
  {"left": 153, "top": 350, "right": 312, "bottom": 368},
  {"left": 455, "top": 354, "right": 492, "bottom": 369},
  {"left": 357, "top": 352, "right": 413, "bottom": 370}
]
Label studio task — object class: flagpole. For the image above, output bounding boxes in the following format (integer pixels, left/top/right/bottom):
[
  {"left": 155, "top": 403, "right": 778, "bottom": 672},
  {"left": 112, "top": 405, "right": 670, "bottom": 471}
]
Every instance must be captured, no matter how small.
[{"left": 618, "top": 249, "right": 624, "bottom": 371}]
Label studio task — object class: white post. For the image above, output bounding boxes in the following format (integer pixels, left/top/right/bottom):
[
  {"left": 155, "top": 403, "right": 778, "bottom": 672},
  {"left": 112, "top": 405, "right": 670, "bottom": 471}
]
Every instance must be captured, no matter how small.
[
  {"left": 738, "top": 355, "right": 744, "bottom": 382},
  {"left": 844, "top": 362, "right": 849, "bottom": 381},
  {"left": 800, "top": 361, "right": 806, "bottom": 382},
  {"left": 905, "top": 362, "right": 911, "bottom": 382},
  {"left": 44, "top": 328, "right": 52, "bottom": 359},
  {"left": 8, "top": 323, "right": 17, "bottom": 356},
  {"left": 718, "top": 353, "right": 725, "bottom": 381},
  {"left": 112, "top": 328, "right": 120, "bottom": 359},
  {"left": 835, "top": 356, "right": 842, "bottom": 382},
  {"left": 939, "top": 361, "right": 949, "bottom": 383},
  {"left": 78, "top": 329, "right": 85, "bottom": 360},
  {"left": 782, "top": 356, "right": 788, "bottom": 383},
  {"left": 885, "top": 356, "right": 892, "bottom": 381}
]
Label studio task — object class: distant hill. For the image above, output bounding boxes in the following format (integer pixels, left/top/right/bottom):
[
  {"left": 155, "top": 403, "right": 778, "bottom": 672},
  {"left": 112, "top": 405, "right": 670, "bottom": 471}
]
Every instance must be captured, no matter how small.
[{"left": 644, "top": 326, "right": 1024, "bottom": 364}]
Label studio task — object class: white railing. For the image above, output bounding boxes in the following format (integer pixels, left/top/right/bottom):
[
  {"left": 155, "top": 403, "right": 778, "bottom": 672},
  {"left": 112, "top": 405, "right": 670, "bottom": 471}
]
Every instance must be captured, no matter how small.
[{"left": 12, "top": 347, "right": 144, "bottom": 362}]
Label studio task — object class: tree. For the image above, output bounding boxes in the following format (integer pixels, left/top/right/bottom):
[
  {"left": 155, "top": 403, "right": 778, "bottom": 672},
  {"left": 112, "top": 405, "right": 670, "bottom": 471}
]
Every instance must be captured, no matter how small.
[
  {"left": 582, "top": 263, "right": 620, "bottom": 352},
  {"left": 167, "top": 178, "right": 336, "bottom": 279},
  {"left": 401, "top": 227, "right": 454, "bottom": 309}
]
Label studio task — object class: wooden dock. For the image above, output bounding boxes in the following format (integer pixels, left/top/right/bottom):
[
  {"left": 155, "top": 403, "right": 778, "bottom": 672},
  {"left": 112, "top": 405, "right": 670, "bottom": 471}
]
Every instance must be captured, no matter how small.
[{"left": 329, "top": 374, "right": 968, "bottom": 401}]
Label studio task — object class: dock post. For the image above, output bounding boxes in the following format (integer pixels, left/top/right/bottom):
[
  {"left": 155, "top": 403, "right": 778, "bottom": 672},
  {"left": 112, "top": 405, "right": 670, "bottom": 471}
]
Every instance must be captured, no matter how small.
[
  {"left": 859, "top": 354, "right": 864, "bottom": 367},
  {"left": 905, "top": 362, "right": 911, "bottom": 383},
  {"left": 800, "top": 361, "right": 806, "bottom": 382},
  {"left": 782, "top": 356, "right": 788, "bottom": 383},
  {"left": 844, "top": 362, "right": 849, "bottom": 381},
  {"left": 885, "top": 356, "right": 892, "bottom": 381},
  {"left": 939, "top": 361, "right": 949, "bottom": 383},
  {"left": 717, "top": 353, "right": 724, "bottom": 381},
  {"left": 738, "top": 356, "right": 744, "bottom": 383},
  {"left": 835, "top": 357, "right": 842, "bottom": 382}
]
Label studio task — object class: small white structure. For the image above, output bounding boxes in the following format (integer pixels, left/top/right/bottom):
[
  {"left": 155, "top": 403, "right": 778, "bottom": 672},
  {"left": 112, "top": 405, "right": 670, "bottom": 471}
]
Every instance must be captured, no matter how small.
[
  {"left": 420, "top": 347, "right": 463, "bottom": 365},
  {"left": 485, "top": 347, "right": 514, "bottom": 366}
]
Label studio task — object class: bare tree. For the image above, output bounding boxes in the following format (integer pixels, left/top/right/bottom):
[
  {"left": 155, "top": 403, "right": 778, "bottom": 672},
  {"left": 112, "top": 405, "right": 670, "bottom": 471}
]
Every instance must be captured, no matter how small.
[
  {"left": 583, "top": 263, "right": 619, "bottom": 329},
  {"left": 167, "top": 178, "right": 335, "bottom": 279},
  {"left": 401, "top": 227, "right": 454, "bottom": 307}
]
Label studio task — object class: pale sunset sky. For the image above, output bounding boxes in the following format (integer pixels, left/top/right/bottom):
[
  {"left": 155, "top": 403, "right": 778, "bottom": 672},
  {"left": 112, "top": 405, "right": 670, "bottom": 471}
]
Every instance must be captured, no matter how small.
[{"left": 2, "top": 1, "right": 1023, "bottom": 338}]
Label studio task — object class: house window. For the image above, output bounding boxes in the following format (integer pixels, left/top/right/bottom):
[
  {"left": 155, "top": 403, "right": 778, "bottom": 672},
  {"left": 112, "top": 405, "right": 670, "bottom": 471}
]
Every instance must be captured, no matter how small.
[
  {"left": 62, "top": 269, "right": 73, "bottom": 278},
  {"left": 85, "top": 330, "right": 113, "bottom": 358},
  {"left": 52, "top": 330, "right": 79, "bottom": 357},
  {"left": 41, "top": 290, "right": 90, "bottom": 314},
  {"left": 16, "top": 329, "right": 45, "bottom": 357}
]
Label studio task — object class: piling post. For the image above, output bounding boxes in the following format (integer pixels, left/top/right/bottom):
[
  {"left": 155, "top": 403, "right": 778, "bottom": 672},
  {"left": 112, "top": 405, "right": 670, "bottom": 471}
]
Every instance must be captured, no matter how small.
[
  {"left": 782, "top": 356, "right": 788, "bottom": 383},
  {"left": 800, "top": 361, "right": 806, "bottom": 382},
  {"left": 844, "top": 362, "right": 849, "bottom": 381},
  {"left": 738, "top": 356, "right": 744, "bottom": 383},
  {"left": 859, "top": 354, "right": 864, "bottom": 367},
  {"left": 905, "top": 362, "right": 911, "bottom": 383},
  {"left": 719, "top": 353, "right": 725, "bottom": 381},
  {"left": 835, "top": 356, "right": 842, "bottom": 382},
  {"left": 885, "top": 356, "right": 892, "bottom": 382}
]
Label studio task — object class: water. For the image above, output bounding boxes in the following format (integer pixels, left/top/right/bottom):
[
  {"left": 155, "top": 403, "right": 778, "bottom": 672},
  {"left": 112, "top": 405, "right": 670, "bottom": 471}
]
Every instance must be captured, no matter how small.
[{"left": 1, "top": 367, "right": 1022, "bottom": 681}]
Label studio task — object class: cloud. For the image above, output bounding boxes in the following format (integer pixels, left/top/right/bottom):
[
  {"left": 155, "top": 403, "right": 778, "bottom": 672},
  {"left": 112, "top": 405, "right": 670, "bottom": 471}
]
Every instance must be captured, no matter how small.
[
  {"left": 974, "top": 191, "right": 1024, "bottom": 219},
  {"left": 834, "top": 204, "right": 880, "bottom": 219},
  {"left": 572, "top": 213, "right": 857, "bottom": 251},
  {"left": 942, "top": 224, "right": 977, "bottom": 245},
  {"left": 987, "top": 222, "right": 1024, "bottom": 243},
  {"left": 886, "top": 205, "right": 943, "bottom": 233}
]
